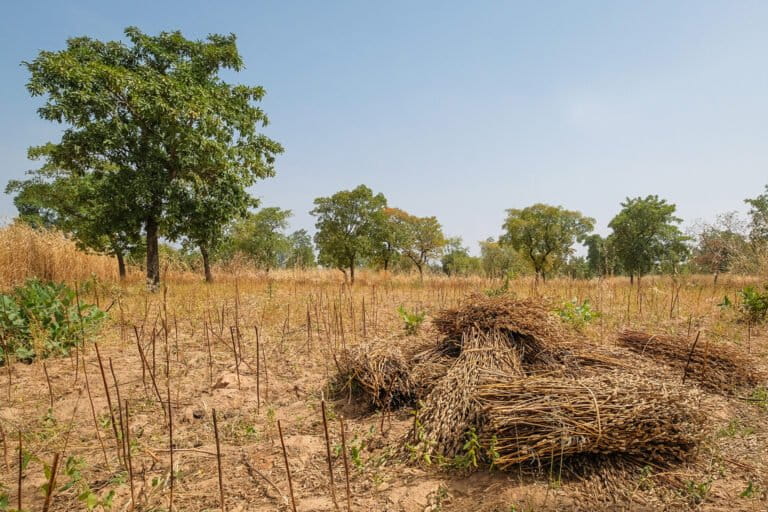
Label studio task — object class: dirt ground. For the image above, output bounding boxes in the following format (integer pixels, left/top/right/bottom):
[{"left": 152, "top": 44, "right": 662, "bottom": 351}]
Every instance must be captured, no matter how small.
[{"left": 1, "top": 274, "right": 767, "bottom": 511}]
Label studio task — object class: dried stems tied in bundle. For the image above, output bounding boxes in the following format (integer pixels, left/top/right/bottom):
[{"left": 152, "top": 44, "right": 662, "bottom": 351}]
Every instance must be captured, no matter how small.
[
  {"left": 407, "top": 329, "right": 522, "bottom": 458},
  {"left": 478, "top": 372, "right": 704, "bottom": 469},
  {"left": 617, "top": 329, "right": 763, "bottom": 392}
]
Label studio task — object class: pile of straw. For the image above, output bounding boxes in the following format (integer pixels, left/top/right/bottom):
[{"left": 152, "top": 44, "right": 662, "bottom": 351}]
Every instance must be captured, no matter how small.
[
  {"left": 617, "top": 329, "right": 763, "bottom": 392},
  {"left": 478, "top": 372, "right": 704, "bottom": 468}
]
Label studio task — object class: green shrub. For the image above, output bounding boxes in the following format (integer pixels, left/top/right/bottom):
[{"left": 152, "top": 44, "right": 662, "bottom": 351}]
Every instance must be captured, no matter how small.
[
  {"left": 0, "top": 279, "right": 105, "bottom": 364},
  {"left": 556, "top": 299, "right": 599, "bottom": 329},
  {"left": 738, "top": 286, "right": 768, "bottom": 322},
  {"left": 397, "top": 305, "right": 425, "bottom": 336}
]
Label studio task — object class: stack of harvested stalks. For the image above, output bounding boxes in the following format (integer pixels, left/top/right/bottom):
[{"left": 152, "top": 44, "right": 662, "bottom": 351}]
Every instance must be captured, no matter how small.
[
  {"left": 339, "top": 296, "right": 712, "bottom": 477},
  {"left": 408, "top": 329, "right": 523, "bottom": 457},
  {"left": 478, "top": 372, "right": 704, "bottom": 468},
  {"left": 339, "top": 340, "right": 451, "bottom": 409},
  {"left": 617, "top": 329, "right": 764, "bottom": 392}
]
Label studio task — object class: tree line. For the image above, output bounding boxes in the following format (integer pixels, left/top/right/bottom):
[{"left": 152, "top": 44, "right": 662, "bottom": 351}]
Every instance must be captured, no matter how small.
[{"left": 6, "top": 28, "right": 768, "bottom": 286}]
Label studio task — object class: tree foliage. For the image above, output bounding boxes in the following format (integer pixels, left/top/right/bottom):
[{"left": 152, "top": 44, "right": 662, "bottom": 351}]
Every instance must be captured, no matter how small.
[
  {"left": 20, "top": 27, "right": 282, "bottom": 288},
  {"left": 441, "top": 237, "right": 481, "bottom": 276},
  {"left": 230, "top": 207, "right": 292, "bottom": 270},
  {"left": 310, "top": 185, "right": 387, "bottom": 283},
  {"left": 386, "top": 209, "right": 446, "bottom": 279},
  {"left": 607, "top": 195, "right": 688, "bottom": 282},
  {"left": 500, "top": 204, "right": 594, "bottom": 280}
]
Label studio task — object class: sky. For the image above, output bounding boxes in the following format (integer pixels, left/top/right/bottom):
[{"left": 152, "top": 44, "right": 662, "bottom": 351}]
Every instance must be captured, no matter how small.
[{"left": 1, "top": 1, "right": 767, "bottom": 254}]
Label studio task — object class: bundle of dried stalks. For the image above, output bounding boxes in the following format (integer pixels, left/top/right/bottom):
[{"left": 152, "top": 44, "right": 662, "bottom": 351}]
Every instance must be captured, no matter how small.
[
  {"left": 433, "top": 295, "right": 567, "bottom": 364},
  {"left": 340, "top": 343, "right": 416, "bottom": 409},
  {"left": 478, "top": 372, "right": 704, "bottom": 469},
  {"left": 407, "top": 329, "right": 523, "bottom": 458},
  {"left": 617, "top": 329, "right": 763, "bottom": 392}
]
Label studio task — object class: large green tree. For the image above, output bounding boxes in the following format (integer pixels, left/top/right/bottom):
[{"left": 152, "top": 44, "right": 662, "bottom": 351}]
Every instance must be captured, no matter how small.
[
  {"left": 22, "top": 27, "right": 282, "bottom": 288},
  {"left": 500, "top": 204, "right": 594, "bottom": 281},
  {"left": 607, "top": 195, "right": 688, "bottom": 283},
  {"left": 310, "top": 185, "right": 387, "bottom": 283},
  {"left": 441, "top": 237, "right": 481, "bottom": 276},
  {"left": 285, "top": 229, "right": 316, "bottom": 269}
]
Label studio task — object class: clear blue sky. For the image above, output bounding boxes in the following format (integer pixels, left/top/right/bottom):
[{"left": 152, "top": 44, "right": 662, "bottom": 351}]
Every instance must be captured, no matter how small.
[{"left": 1, "top": 1, "right": 767, "bottom": 253}]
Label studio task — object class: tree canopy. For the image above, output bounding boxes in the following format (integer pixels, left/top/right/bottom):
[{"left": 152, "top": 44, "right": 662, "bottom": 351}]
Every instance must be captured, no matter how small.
[
  {"left": 19, "top": 27, "right": 282, "bottom": 288},
  {"left": 310, "top": 185, "right": 387, "bottom": 283},
  {"left": 607, "top": 195, "right": 688, "bottom": 283},
  {"left": 500, "top": 204, "right": 594, "bottom": 280}
]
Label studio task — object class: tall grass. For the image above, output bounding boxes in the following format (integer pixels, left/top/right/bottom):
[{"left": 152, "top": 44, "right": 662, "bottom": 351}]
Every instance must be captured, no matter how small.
[{"left": 0, "top": 222, "right": 119, "bottom": 289}]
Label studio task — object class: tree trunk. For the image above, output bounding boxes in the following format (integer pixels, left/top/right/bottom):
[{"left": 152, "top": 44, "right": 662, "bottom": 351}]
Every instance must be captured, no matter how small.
[
  {"left": 201, "top": 245, "right": 213, "bottom": 283},
  {"left": 630, "top": 273, "right": 634, "bottom": 286},
  {"left": 416, "top": 263, "right": 424, "bottom": 281},
  {"left": 145, "top": 216, "right": 160, "bottom": 291},
  {"left": 116, "top": 252, "right": 126, "bottom": 280},
  {"left": 349, "top": 258, "right": 356, "bottom": 284},
  {"left": 713, "top": 271, "right": 719, "bottom": 285}
]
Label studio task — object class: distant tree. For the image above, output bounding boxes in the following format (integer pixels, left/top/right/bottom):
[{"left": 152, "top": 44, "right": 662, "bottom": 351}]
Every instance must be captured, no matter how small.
[
  {"left": 479, "top": 238, "right": 529, "bottom": 279},
  {"left": 583, "top": 234, "right": 621, "bottom": 278},
  {"left": 370, "top": 208, "right": 407, "bottom": 271},
  {"left": 441, "top": 237, "right": 481, "bottom": 276},
  {"left": 285, "top": 229, "right": 316, "bottom": 268},
  {"left": 561, "top": 256, "right": 590, "bottom": 279},
  {"left": 745, "top": 185, "right": 768, "bottom": 243},
  {"left": 501, "top": 204, "right": 594, "bottom": 281},
  {"left": 310, "top": 185, "right": 387, "bottom": 283},
  {"left": 166, "top": 178, "right": 254, "bottom": 282},
  {"left": 230, "top": 207, "right": 292, "bottom": 271},
  {"left": 388, "top": 210, "right": 446, "bottom": 280},
  {"left": 22, "top": 27, "right": 282, "bottom": 288},
  {"left": 608, "top": 195, "right": 688, "bottom": 284},
  {"left": 692, "top": 213, "right": 747, "bottom": 283},
  {"left": 7, "top": 169, "right": 142, "bottom": 279}
]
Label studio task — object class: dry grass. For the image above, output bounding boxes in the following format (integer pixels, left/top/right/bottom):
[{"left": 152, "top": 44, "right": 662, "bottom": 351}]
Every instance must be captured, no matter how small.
[{"left": 0, "top": 222, "right": 119, "bottom": 289}]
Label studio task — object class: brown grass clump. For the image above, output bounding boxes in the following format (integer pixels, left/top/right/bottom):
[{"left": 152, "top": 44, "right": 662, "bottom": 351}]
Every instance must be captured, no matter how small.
[
  {"left": 617, "top": 329, "right": 764, "bottom": 393},
  {"left": 478, "top": 372, "right": 704, "bottom": 468}
]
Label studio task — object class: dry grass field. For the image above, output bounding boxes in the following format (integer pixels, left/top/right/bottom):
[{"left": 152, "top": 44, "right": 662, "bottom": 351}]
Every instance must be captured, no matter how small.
[{"left": 0, "top": 228, "right": 767, "bottom": 511}]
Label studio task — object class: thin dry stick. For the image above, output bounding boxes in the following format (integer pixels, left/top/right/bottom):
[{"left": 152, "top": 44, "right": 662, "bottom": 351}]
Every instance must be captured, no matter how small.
[
  {"left": 42, "top": 362, "right": 54, "bottom": 409},
  {"left": 0, "top": 422, "right": 8, "bottom": 472},
  {"left": 229, "top": 327, "right": 241, "bottom": 389},
  {"left": 109, "top": 358, "right": 127, "bottom": 463},
  {"left": 277, "top": 420, "right": 298, "bottom": 512},
  {"left": 94, "top": 343, "right": 123, "bottom": 465},
  {"left": 321, "top": 400, "right": 339, "bottom": 510},
  {"left": 41, "top": 452, "right": 61, "bottom": 512},
  {"left": 17, "top": 432, "right": 22, "bottom": 512},
  {"left": 212, "top": 409, "right": 225, "bottom": 512},
  {"left": 339, "top": 416, "right": 352, "bottom": 511},
  {"left": 255, "top": 326, "right": 260, "bottom": 414},
  {"left": 135, "top": 337, "right": 167, "bottom": 425},
  {"left": 124, "top": 400, "right": 135, "bottom": 512},
  {"left": 682, "top": 330, "right": 702, "bottom": 384},
  {"left": 168, "top": 383, "right": 174, "bottom": 511},
  {"left": 81, "top": 351, "right": 109, "bottom": 466}
]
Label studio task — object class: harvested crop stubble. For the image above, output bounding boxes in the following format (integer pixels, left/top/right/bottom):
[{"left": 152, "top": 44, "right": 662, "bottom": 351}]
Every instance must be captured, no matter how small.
[
  {"left": 407, "top": 329, "right": 523, "bottom": 458},
  {"left": 617, "top": 329, "right": 764, "bottom": 392},
  {"left": 478, "top": 372, "right": 704, "bottom": 469}
]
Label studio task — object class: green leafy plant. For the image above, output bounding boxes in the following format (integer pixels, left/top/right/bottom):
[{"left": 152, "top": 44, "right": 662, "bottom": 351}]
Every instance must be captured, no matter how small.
[
  {"left": 0, "top": 279, "right": 105, "bottom": 364},
  {"left": 738, "top": 286, "right": 768, "bottom": 322},
  {"left": 556, "top": 299, "right": 600, "bottom": 329},
  {"left": 397, "top": 305, "right": 425, "bottom": 336}
]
